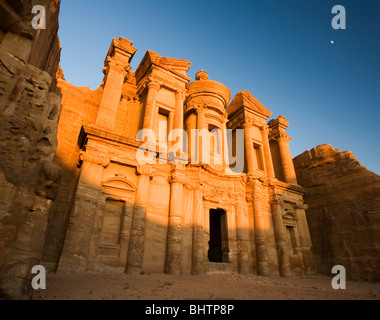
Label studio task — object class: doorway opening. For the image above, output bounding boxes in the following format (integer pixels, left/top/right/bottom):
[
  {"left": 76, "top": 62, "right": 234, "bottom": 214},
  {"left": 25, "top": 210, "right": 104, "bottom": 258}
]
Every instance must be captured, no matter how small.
[{"left": 208, "top": 208, "right": 228, "bottom": 263}]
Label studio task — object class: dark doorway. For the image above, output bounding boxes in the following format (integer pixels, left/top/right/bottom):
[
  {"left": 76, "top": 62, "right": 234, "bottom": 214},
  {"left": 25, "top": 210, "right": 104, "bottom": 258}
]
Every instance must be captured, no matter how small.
[{"left": 208, "top": 209, "right": 228, "bottom": 263}]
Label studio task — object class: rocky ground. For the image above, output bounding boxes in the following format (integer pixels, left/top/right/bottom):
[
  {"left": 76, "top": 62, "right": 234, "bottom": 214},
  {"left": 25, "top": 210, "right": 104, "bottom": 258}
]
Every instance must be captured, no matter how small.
[{"left": 32, "top": 272, "right": 380, "bottom": 300}]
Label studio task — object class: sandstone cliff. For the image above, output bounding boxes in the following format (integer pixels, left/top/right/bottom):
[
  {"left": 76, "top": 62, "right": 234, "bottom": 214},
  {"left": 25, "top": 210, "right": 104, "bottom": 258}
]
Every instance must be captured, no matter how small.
[
  {"left": 41, "top": 75, "right": 103, "bottom": 273},
  {"left": 0, "top": 0, "right": 62, "bottom": 299},
  {"left": 294, "top": 144, "right": 380, "bottom": 282}
]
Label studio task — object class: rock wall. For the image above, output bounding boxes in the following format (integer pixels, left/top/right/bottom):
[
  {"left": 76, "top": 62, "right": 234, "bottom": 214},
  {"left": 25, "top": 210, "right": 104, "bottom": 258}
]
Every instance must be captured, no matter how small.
[
  {"left": 41, "top": 74, "right": 102, "bottom": 273},
  {"left": 0, "top": 0, "right": 62, "bottom": 299},
  {"left": 294, "top": 144, "right": 380, "bottom": 282}
]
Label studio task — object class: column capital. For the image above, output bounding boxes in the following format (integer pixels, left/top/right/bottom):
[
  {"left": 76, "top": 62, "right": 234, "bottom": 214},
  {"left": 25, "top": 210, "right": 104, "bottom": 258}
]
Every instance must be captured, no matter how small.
[
  {"left": 242, "top": 119, "right": 253, "bottom": 128},
  {"left": 269, "top": 131, "right": 292, "bottom": 143},
  {"left": 184, "top": 179, "right": 201, "bottom": 190},
  {"left": 175, "top": 89, "right": 187, "bottom": 101},
  {"left": 79, "top": 149, "right": 110, "bottom": 168},
  {"left": 196, "top": 104, "right": 208, "bottom": 114},
  {"left": 260, "top": 124, "right": 270, "bottom": 133},
  {"left": 271, "top": 194, "right": 284, "bottom": 206},
  {"left": 102, "top": 56, "right": 131, "bottom": 79},
  {"left": 146, "top": 77, "right": 162, "bottom": 91},
  {"left": 296, "top": 201, "right": 309, "bottom": 210},
  {"left": 278, "top": 133, "right": 292, "bottom": 143},
  {"left": 169, "top": 173, "right": 188, "bottom": 185},
  {"left": 136, "top": 165, "right": 157, "bottom": 178},
  {"left": 246, "top": 193, "right": 262, "bottom": 203}
]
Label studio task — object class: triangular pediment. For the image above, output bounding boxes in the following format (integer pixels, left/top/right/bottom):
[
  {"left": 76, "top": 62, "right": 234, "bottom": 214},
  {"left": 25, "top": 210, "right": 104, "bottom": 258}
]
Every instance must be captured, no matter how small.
[{"left": 227, "top": 91, "right": 272, "bottom": 119}]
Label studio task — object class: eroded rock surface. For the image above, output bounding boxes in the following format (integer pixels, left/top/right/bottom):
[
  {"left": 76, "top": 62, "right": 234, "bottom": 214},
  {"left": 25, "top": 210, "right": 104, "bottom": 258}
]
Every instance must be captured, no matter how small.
[
  {"left": 0, "top": 0, "right": 62, "bottom": 299},
  {"left": 294, "top": 144, "right": 380, "bottom": 282}
]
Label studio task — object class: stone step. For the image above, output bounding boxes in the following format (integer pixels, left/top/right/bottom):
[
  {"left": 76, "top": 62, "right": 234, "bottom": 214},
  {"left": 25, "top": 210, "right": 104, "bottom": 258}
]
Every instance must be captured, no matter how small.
[{"left": 206, "top": 262, "right": 235, "bottom": 274}]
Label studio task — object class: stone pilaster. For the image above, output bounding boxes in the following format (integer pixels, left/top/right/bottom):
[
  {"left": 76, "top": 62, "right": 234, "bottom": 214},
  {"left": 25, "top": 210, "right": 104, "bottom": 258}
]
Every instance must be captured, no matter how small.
[
  {"left": 271, "top": 195, "right": 291, "bottom": 277},
  {"left": 126, "top": 166, "right": 156, "bottom": 274},
  {"left": 95, "top": 38, "right": 136, "bottom": 131},
  {"left": 295, "top": 202, "right": 316, "bottom": 275}
]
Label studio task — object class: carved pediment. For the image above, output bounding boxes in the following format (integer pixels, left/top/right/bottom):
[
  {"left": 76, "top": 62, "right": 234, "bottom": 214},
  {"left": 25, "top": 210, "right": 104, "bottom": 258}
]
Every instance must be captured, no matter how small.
[{"left": 102, "top": 177, "right": 136, "bottom": 192}]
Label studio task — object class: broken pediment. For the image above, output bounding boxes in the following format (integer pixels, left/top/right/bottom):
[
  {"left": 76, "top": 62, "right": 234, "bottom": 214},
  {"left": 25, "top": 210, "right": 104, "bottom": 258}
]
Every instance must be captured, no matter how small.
[
  {"left": 135, "top": 50, "right": 191, "bottom": 82},
  {"left": 227, "top": 91, "right": 272, "bottom": 120}
]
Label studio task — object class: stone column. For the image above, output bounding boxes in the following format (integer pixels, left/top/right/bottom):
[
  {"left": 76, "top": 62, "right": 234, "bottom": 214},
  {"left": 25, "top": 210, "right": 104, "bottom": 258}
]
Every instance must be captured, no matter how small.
[
  {"left": 197, "top": 105, "right": 207, "bottom": 131},
  {"left": 249, "top": 181, "right": 269, "bottom": 276},
  {"left": 192, "top": 183, "right": 204, "bottom": 275},
  {"left": 165, "top": 171, "right": 186, "bottom": 275},
  {"left": 142, "top": 79, "right": 161, "bottom": 132},
  {"left": 126, "top": 166, "right": 155, "bottom": 274},
  {"left": 221, "top": 119, "right": 228, "bottom": 166},
  {"left": 243, "top": 122, "right": 255, "bottom": 174},
  {"left": 295, "top": 202, "right": 316, "bottom": 275},
  {"left": 271, "top": 195, "right": 291, "bottom": 277},
  {"left": 260, "top": 125, "right": 275, "bottom": 178},
  {"left": 165, "top": 111, "right": 174, "bottom": 152},
  {"left": 277, "top": 134, "right": 297, "bottom": 184},
  {"left": 235, "top": 200, "right": 249, "bottom": 274},
  {"left": 196, "top": 105, "right": 207, "bottom": 164},
  {"left": 174, "top": 90, "right": 186, "bottom": 130},
  {"left": 95, "top": 38, "right": 136, "bottom": 131}
]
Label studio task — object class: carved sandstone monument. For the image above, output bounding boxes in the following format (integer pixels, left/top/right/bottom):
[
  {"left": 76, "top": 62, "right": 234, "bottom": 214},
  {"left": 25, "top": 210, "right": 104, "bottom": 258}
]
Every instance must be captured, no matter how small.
[
  {"left": 40, "top": 36, "right": 317, "bottom": 278},
  {"left": 0, "top": 0, "right": 62, "bottom": 299},
  {"left": 294, "top": 144, "right": 380, "bottom": 282}
]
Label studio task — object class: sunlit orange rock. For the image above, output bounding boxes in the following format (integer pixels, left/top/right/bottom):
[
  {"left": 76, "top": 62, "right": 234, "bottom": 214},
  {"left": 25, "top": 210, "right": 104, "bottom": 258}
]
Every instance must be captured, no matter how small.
[
  {"left": 44, "top": 36, "right": 317, "bottom": 278},
  {"left": 294, "top": 144, "right": 380, "bottom": 281}
]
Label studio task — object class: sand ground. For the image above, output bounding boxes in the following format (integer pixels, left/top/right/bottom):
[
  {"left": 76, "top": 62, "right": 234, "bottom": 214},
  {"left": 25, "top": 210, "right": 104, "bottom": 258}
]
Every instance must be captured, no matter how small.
[{"left": 31, "top": 272, "right": 380, "bottom": 300}]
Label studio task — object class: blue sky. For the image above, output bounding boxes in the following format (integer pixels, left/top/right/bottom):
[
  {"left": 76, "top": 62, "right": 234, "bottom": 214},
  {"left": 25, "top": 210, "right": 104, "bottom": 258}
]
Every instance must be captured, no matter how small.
[{"left": 58, "top": 0, "right": 380, "bottom": 174}]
